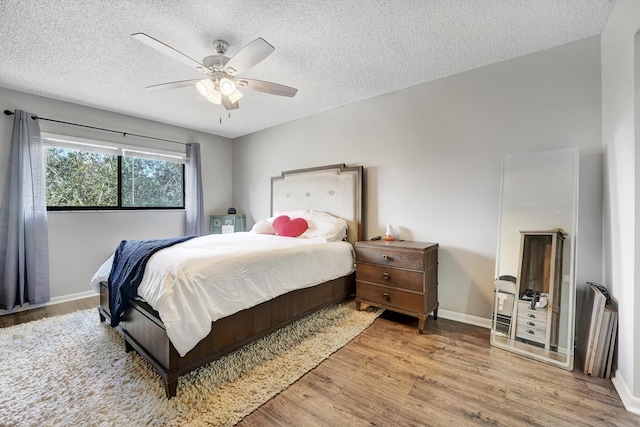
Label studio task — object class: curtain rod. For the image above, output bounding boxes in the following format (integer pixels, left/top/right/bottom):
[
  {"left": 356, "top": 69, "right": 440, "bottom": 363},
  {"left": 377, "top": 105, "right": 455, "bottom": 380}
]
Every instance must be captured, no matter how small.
[{"left": 3, "top": 109, "right": 188, "bottom": 146}]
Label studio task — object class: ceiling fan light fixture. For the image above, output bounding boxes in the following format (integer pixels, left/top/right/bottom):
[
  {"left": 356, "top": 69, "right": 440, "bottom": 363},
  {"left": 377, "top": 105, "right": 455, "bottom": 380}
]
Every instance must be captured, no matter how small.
[
  {"left": 219, "top": 77, "right": 236, "bottom": 96},
  {"left": 228, "top": 88, "right": 244, "bottom": 104},
  {"left": 133, "top": 33, "right": 298, "bottom": 114},
  {"left": 196, "top": 79, "right": 215, "bottom": 97},
  {"left": 206, "top": 90, "right": 222, "bottom": 104}
]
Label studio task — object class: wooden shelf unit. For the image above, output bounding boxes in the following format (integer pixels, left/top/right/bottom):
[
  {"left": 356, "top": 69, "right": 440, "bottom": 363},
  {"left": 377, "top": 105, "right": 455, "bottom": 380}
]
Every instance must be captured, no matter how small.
[{"left": 511, "top": 229, "right": 565, "bottom": 350}]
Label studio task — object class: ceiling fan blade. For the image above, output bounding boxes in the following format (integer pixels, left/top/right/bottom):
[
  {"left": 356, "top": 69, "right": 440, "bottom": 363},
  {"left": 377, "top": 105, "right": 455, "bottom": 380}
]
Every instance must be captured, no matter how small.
[
  {"left": 132, "top": 33, "right": 209, "bottom": 74},
  {"left": 224, "top": 38, "right": 274, "bottom": 76},
  {"left": 145, "top": 79, "right": 200, "bottom": 91},
  {"left": 236, "top": 78, "right": 298, "bottom": 97},
  {"left": 221, "top": 95, "right": 240, "bottom": 110}
]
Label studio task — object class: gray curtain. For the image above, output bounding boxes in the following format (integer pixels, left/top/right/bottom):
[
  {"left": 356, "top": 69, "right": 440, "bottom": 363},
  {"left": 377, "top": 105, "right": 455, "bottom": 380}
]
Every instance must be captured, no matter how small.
[
  {"left": 0, "top": 110, "right": 50, "bottom": 309},
  {"left": 185, "top": 142, "right": 205, "bottom": 235}
]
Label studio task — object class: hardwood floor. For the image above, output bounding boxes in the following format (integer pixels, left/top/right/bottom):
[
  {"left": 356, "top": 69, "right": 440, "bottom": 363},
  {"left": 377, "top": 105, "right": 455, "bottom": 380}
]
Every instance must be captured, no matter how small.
[
  {"left": 2, "top": 298, "right": 637, "bottom": 426},
  {"left": 0, "top": 295, "right": 99, "bottom": 328},
  {"left": 240, "top": 311, "right": 639, "bottom": 427}
]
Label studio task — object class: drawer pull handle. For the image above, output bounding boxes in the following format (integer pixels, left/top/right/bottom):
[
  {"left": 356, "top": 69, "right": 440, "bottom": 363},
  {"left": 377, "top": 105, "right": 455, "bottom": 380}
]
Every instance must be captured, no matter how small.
[
  {"left": 382, "top": 293, "right": 390, "bottom": 301},
  {"left": 526, "top": 329, "right": 535, "bottom": 335},
  {"left": 382, "top": 254, "right": 391, "bottom": 262},
  {"left": 527, "top": 321, "right": 535, "bottom": 326},
  {"left": 383, "top": 273, "right": 390, "bottom": 281},
  {"left": 527, "top": 314, "right": 536, "bottom": 318}
]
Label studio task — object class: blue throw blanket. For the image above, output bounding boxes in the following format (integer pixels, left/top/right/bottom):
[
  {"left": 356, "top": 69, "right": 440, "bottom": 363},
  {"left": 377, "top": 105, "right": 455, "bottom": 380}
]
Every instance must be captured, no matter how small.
[{"left": 108, "top": 235, "right": 196, "bottom": 327}]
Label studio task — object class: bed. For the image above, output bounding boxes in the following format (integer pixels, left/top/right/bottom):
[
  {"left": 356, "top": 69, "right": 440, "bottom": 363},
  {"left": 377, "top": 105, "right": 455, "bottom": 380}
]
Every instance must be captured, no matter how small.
[{"left": 94, "top": 163, "right": 363, "bottom": 398}]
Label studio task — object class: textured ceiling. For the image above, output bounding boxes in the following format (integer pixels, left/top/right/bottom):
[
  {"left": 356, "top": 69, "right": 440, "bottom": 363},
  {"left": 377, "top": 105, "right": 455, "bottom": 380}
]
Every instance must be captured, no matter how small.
[{"left": 0, "top": 0, "right": 615, "bottom": 139}]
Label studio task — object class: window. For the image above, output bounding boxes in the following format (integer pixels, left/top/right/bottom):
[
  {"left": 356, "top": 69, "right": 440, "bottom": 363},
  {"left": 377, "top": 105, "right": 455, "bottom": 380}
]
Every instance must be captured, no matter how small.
[
  {"left": 121, "top": 157, "right": 184, "bottom": 208},
  {"left": 43, "top": 134, "right": 185, "bottom": 210}
]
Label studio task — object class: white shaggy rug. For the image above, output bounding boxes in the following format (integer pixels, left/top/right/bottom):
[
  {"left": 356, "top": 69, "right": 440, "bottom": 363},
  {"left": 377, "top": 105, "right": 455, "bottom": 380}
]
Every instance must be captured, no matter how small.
[{"left": 0, "top": 300, "right": 381, "bottom": 427}]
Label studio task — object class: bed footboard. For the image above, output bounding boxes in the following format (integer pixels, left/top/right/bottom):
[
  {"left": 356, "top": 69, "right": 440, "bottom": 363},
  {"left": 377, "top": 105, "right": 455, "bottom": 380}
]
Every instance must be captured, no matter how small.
[{"left": 98, "top": 274, "right": 355, "bottom": 398}]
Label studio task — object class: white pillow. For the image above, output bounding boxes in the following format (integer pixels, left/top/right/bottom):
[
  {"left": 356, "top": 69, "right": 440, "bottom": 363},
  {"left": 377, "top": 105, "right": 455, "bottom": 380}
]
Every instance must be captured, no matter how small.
[
  {"left": 274, "top": 209, "right": 348, "bottom": 242},
  {"left": 250, "top": 220, "right": 276, "bottom": 235}
]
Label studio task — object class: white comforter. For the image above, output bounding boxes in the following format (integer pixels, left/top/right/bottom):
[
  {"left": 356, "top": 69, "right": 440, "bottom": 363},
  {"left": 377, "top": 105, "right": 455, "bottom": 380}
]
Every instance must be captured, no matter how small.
[{"left": 90, "top": 232, "right": 355, "bottom": 356}]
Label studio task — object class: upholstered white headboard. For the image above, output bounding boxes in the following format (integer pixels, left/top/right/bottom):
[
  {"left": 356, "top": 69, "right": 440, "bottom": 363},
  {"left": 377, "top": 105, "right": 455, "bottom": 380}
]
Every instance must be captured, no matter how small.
[{"left": 271, "top": 164, "right": 363, "bottom": 244}]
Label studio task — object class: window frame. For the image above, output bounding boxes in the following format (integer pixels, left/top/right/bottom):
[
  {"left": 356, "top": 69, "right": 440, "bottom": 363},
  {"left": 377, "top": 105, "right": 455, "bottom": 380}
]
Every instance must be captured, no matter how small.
[{"left": 43, "top": 133, "right": 186, "bottom": 211}]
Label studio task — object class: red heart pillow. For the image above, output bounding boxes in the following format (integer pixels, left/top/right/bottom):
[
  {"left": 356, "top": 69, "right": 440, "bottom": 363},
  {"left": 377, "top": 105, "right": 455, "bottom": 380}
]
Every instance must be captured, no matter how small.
[{"left": 272, "top": 215, "right": 308, "bottom": 237}]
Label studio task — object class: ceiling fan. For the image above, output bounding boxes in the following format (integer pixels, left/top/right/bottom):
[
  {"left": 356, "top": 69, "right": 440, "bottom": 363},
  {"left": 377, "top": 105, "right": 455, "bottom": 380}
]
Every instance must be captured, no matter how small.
[{"left": 132, "top": 33, "right": 298, "bottom": 111}]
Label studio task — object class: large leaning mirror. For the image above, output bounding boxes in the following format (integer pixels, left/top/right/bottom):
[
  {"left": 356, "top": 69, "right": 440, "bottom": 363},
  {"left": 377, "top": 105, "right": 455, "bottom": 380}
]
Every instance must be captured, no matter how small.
[{"left": 491, "top": 146, "right": 578, "bottom": 370}]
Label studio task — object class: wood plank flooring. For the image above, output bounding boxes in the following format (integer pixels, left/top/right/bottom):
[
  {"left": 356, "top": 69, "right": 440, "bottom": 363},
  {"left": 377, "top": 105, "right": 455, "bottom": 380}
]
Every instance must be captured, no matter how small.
[
  {"left": 240, "top": 310, "right": 638, "bottom": 427},
  {"left": 2, "top": 298, "right": 637, "bottom": 426},
  {"left": 0, "top": 295, "right": 99, "bottom": 328}
]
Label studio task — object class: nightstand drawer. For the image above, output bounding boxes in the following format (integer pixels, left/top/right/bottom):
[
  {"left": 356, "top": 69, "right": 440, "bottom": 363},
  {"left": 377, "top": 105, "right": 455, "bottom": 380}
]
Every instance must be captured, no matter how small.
[
  {"left": 356, "top": 282, "right": 423, "bottom": 313},
  {"left": 355, "top": 263, "right": 423, "bottom": 292},
  {"left": 517, "top": 316, "right": 546, "bottom": 330},
  {"left": 516, "top": 323, "right": 547, "bottom": 345},
  {"left": 517, "top": 301, "right": 548, "bottom": 325},
  {"left": 355, "top": 246, "right": 424, "bottom": 271}
]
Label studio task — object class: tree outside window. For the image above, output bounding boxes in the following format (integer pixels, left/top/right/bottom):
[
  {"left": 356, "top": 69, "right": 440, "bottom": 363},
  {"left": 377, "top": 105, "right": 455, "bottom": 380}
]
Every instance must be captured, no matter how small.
[{"left": 46, "top": 146, "right": 184, "bottom": 209}]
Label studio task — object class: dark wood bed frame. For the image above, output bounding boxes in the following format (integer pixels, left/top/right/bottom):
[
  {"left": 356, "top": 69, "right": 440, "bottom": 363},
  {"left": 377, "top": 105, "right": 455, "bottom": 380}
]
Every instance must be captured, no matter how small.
[{"left": 97, "top": 164, "right": 363, "bottom": 398}]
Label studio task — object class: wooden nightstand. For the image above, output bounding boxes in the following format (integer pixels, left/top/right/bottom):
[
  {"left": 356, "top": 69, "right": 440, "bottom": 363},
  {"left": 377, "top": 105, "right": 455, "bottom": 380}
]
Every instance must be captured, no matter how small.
[{"left": 355, "top": 240, "right": 439, "bottom": 333}]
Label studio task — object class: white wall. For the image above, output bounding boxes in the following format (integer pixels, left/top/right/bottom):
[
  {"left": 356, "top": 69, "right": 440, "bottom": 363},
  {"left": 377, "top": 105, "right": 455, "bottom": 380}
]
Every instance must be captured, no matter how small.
[
  {"left": 0, "top": 86, "right": 233, "bottom": 301},
  {"left": 601, "top": 0, "right": 640, "bottom": 414},
  {"left": 232, "top": 37, "right": 604, "bottom": 323}
]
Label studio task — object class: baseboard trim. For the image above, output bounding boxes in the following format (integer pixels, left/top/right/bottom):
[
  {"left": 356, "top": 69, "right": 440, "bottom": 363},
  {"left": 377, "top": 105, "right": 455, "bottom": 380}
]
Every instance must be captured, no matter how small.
[
  {"left": 612, "top": 373, "right": 640, "bottom": 415},
  {"left": 438, "top": 309, "right": 492, "bottom": 329},
  {"left": 0, "top": 290, "right": 97, "bottom": 316}
]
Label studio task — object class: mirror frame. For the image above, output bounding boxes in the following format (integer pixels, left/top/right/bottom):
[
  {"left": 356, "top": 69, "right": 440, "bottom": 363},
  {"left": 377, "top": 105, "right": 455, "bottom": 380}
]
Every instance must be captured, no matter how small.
[{"left": 490, "top": 146, "right": 579, "bottom": 370}]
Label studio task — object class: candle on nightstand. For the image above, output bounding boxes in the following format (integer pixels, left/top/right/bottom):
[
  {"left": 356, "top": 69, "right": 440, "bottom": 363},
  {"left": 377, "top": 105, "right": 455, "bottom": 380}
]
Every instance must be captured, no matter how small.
[{"left": 383, "top": 224, "right": 395, "bottom": 241}]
